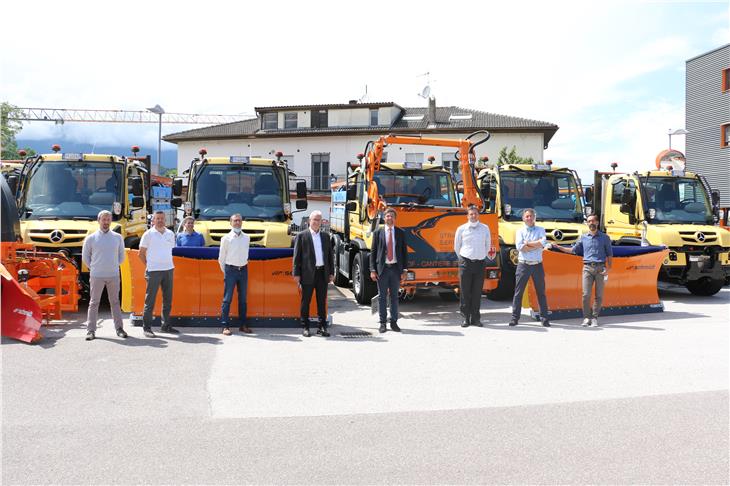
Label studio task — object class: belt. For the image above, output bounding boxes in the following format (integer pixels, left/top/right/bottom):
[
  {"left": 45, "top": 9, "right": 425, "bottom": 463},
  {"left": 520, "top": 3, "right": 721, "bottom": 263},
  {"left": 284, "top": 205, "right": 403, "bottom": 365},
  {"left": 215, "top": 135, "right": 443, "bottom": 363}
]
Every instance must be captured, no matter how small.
[
  {"left": 519, "top": 260, "right": 541, "bottom": 266},
  {"left": 461, "top": 257, "right": 486, "bottom": 263},
  {"left": 584, "top": 261, "right": 605, "bottom": 266},
  {"left": 385, "top": 263, "right": 399, "bottom": 268},
  {"left": 226, "top": 263, "right": 248, "bottom": 270},
  {"left": 315, "top": 265, "right": 325, "bottom": 270}
]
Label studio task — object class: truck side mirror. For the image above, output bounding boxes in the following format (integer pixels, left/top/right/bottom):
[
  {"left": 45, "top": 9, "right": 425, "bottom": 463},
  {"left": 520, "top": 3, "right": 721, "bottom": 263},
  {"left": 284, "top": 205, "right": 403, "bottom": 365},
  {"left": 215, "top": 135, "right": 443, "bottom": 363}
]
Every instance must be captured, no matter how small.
[
  {"left": 7, "top": 175, "right": 18, "bottom": 195},
  {"left": 346, "top": 201, "right": 357, "bottom": 212},
  {"left": 346, "top": 185, "right": 357, "bottom": 200},
  {"left": 131, "top": 196, "right": 144, "bottom": 208},
  {"left": 295, "top": 199, "right": 308, "bottom": 210},
  {"left": 456, "top": 181, "right": 464, "bottom": 193},
  {"left": 296, "top": 181, "right": 307, "bottom": 199},
  {"left": 620, "top": 189, "right": 632, "bottom": 205},
  {"left": 171, "top": 197, "right": 182, "bottom": 208},
  {"left": 711, "top": 190, "right": 721, "bottom": 206},
  {"left": 480, "top": 184, "right": 491, "bottom": 201},
  {"left": 172, "top": 178, "right": 183, "bottom": 197},
  {"left": 584, "top": 186, "right": 594, "bottom": 205},
  {"left": 129, "top": 176, "right": 143, "bottom": 197}
]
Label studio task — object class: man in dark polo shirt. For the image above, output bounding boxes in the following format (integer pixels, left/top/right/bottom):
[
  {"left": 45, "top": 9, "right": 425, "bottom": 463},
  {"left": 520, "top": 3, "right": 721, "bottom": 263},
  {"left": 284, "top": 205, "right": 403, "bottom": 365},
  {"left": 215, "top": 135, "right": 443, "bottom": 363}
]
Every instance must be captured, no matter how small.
[{"left": 553, "top": 213, "right": 613, "bottom": 327}]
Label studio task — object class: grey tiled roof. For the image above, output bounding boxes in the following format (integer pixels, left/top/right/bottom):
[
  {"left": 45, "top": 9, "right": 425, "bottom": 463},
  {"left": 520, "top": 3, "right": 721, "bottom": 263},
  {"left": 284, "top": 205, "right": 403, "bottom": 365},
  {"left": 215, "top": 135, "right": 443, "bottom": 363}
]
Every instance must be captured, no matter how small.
[
  {"left": 255, "top": 102, "right": 400, "bottom": 111},
  {"left": 164, "top": 106, "right": 559, "bottom": 145}
]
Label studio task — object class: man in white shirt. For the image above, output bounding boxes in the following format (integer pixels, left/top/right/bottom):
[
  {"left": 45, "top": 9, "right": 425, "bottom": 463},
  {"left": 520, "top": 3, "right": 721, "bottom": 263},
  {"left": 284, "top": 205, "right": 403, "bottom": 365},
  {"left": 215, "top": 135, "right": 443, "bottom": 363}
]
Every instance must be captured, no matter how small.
[
  {"left": 454, "top": 205, "right": 493, "bottom": 327},
  {"left": 510, "top": 208, "right": 551, "bottom": 327},
  {"left": 82, "top": 210, "right": 127, "bottom": 341},
  {"left": 370, "top": 208, "right": 409, "bottom": 333},
  {"left": 139, "top": 211, "right": 177, "bottom": 337},
  {"left": 218, "top": 213, "right": 251, "bottom": 336}
]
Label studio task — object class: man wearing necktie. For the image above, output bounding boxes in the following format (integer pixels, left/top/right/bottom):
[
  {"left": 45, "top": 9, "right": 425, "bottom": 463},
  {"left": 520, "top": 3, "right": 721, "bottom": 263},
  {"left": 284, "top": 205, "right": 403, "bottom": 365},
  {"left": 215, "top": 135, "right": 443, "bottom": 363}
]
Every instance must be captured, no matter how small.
[{"left": 370, "top": 208, "right": 409, "bottom": 333}]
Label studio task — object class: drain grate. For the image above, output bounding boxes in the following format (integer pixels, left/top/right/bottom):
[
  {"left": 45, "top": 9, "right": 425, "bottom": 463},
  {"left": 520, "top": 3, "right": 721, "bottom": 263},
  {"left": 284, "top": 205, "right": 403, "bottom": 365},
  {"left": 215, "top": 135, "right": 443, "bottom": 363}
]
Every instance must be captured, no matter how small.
[{"left": 339, "top": 331, "right": 374, "bottom": 339}]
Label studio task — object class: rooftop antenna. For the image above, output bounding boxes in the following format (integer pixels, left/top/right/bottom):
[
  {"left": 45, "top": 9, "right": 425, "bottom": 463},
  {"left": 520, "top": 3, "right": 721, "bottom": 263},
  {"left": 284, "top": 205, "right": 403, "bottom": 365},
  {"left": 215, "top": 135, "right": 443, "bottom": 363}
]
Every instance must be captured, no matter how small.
[
  {"left": 358, "top": 84, "right": 369, "bottom": 103},
  {"left": 417, "top": 71, "right": 433, "bottom": 100}
]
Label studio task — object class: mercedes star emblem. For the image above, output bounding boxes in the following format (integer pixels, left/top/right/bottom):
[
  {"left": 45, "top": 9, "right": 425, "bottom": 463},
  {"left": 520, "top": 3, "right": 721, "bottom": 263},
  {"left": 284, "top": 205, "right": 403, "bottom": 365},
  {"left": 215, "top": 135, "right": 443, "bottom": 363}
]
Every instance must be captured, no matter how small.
[
  {"left": 49, "top": 230, "right": 64, "bottom": 243},
  {"left": 696, "top": 232, "right": 706, "bottom": 242},
  {"left": 553, "top": 229, "right": 564, "bottom": 241}
]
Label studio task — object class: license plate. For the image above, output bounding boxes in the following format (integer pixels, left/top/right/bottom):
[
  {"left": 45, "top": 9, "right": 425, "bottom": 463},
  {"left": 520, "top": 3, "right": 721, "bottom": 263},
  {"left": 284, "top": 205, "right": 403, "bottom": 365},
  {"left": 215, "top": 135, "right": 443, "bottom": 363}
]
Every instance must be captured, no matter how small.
[{"left": 689, "top": 256, "right": 700, "bottom": 262}]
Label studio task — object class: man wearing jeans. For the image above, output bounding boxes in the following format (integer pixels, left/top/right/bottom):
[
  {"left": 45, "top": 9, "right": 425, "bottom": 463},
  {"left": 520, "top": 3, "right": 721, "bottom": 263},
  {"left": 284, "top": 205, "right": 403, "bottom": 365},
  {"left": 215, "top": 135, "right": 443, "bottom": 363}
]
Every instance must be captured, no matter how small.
[
  {"left": 510, "top": 208, "right": 551, "bottom": 327},
  {"left": 553, "top": 214, "right": 613, "bottom": 326},
  {"left": 218, "top": 213, "right": 251, "bottom": 336},
  {"left": 82, "top": 210, "right": 127, "bottom": 341},
  {"left": 139, "top": 211, "right": 177, "bottom": 337}
]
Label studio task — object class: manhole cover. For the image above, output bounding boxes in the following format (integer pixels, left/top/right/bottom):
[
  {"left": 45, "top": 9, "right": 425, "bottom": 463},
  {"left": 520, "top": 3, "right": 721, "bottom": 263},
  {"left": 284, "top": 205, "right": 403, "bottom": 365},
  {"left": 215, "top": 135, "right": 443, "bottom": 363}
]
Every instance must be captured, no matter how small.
[{"left": 339, "top": 331, "right": 373, "bottom": 339}]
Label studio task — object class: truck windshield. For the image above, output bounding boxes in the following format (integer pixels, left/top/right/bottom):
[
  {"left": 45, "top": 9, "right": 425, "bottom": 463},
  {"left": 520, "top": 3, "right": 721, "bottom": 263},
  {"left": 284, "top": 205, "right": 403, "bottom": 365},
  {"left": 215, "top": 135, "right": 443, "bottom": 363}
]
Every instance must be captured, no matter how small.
[
  {"left": 500, "top": 171, "right": 583, "bottom": 221},
  {"left": 373, "top": 171, "right": 456, "bottom": 207},
  {"left": 193, "top": 165, "right": 287, "bottom": 221},
  {"left": 20, "top": 161, "right": 123, "bottom": 220},
  {"left": 640, "top": 176, "right": 713, "bottom": 224}
]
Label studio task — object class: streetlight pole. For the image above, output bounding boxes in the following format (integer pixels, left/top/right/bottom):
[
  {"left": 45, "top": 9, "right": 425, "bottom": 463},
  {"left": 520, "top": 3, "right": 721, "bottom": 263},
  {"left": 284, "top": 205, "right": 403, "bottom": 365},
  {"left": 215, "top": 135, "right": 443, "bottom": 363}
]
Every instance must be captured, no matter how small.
[{"left": 147, "top": 104, "right": 165, "bottom": 175}]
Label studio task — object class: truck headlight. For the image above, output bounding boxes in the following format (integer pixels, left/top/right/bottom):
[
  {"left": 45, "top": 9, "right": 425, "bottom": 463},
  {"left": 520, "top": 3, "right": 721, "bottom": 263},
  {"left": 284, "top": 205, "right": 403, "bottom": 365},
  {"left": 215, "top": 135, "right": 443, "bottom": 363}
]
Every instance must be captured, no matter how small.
[
  {"left": 406, "top": 271, "right": 416, "bottom": 281},
  {"left": 487, "top": 270, "right": 498, "bottom": 279},
  {"left": 668, "top": 251, "right": 678, "bottom": 261}
]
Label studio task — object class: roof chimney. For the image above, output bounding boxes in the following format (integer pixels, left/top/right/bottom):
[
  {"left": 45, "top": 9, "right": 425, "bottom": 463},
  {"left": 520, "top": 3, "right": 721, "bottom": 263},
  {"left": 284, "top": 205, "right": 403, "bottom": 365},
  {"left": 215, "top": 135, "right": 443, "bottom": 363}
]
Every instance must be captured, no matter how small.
[
  {"left": 428, "top": 97, "right": 436, "bottom": 124},
  {"left": 348, "top": 99, "right": 358, "bottom": 104}
]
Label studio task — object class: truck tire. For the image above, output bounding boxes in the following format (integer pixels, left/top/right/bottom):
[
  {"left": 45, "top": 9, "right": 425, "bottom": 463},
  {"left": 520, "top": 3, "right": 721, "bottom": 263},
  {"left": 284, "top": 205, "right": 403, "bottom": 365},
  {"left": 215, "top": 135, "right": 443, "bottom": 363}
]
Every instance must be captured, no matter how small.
[
  {"left": 352, "top": 252, "right": 376, "bottom": 305},
  {"left": 686, "top": 277, "right": 724, "bottom": 296},
  {"left": 332, "top": 239, "right": 349, "bottom": 287}
]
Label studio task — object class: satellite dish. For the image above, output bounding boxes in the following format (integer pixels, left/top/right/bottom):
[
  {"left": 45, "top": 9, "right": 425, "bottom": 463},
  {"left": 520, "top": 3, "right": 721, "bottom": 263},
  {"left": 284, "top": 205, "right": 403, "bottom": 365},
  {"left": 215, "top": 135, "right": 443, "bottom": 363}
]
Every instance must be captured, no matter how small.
[{"left": 418, "top": 85, "right": 431, "bottom": 99}]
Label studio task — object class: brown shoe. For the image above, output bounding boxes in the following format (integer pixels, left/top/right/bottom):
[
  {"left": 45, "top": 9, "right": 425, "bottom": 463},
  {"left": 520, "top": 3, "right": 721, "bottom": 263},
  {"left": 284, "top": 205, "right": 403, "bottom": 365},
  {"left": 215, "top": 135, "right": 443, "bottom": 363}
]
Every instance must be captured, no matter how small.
[
  {"left": 222, "top": 327, "right": 232, "bottom": 336},
  {"left": 239, "top": 326, "right": 253, "bottom": 334}
]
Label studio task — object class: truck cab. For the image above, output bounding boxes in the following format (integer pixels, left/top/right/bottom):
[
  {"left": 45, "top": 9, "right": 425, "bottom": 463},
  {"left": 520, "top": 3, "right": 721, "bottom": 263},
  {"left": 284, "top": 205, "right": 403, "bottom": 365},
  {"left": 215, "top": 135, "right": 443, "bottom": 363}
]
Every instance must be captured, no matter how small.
[
  {"left": 591, "top": 166, "right": 730, "bottom": 295},
  {"left": 9, "top": 148, "right": 150, "bottom": 291},
  {"left": 477, "top": 163, "right": 586, "bottom": 299},
  {"left": 174, "top": 152, "right": 307, "bottom": 247}
]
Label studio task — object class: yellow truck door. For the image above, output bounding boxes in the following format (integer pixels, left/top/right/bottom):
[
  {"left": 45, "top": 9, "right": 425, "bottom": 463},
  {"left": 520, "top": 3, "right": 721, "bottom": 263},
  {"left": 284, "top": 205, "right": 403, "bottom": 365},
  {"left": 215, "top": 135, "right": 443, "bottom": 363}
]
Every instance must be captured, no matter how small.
[{"left": 604, "top": 176, "right": 641, "bottom": 242}]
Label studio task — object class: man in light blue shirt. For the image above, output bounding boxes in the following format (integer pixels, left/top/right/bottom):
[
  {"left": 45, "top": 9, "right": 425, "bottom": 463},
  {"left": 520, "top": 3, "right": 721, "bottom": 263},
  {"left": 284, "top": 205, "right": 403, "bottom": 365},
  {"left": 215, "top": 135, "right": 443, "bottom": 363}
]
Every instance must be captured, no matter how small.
[{"left": 510, "top": 208, "right": 551, "bottom": 327}]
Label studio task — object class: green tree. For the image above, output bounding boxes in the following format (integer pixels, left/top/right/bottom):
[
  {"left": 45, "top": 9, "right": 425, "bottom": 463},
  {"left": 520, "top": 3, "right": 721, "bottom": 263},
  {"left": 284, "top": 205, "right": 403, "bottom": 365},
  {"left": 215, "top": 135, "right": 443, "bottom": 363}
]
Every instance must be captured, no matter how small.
[
  {"left": 1, "top": 102, "right": 36, "bottom": 160},
  {"left": 496, "top": 146, "right": 534, "bottom": 166},
  {"left": 163, "top": 168, "right": 178, "bottom": 178}
]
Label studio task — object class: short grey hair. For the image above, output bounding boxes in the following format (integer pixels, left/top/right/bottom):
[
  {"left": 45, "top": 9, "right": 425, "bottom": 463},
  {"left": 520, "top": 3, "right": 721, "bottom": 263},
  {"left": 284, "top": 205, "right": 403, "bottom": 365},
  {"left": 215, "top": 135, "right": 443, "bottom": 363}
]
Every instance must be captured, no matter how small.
[
  {"left": 523, "top": 208, "right": 536, "bottom": 217},
  {"left": 230, "top": 213, "right": 242, "bottom": 221},
  {"left": 182, "top": 216, "right": 195, "bottom": 224},
  {"left": 309, "top": 210, "right": 323, "bottom": 219},
  {"left": 153, "top": 210, "right": 166, "bottom": 217},
  {"left": 97, "top": 210, "right": 112, "bottom": 221}
]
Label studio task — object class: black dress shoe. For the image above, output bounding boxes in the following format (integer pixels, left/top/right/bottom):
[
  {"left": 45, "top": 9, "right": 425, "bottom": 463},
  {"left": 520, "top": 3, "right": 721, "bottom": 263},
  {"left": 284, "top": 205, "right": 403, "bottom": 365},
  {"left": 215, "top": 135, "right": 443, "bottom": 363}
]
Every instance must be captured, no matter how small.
[
  {"left": 116, "top": 329, "right": 128, "bottom": 338},
  {"left": 160, "top": 326, "right": 180, "bottom": 334},
  {"left": 461, "top": 320, "right": 469, "bottom": 328},
  {"left": 302, "top": 327, "right": 311, "bottom": 337},
  {"left": 85, "top": 331, "right": 95, "bottom": 341},
  {"left": 473, "top": 320, "right": 483, "bottom": 327},
  {"left": 508, "top": 320, "right": 518, "bottom": 327},
  {"left": 316, "top": 326, "right": 330, "bottom": 337},
  {"left": 542, "top": 320, "right": 551, "bottom": 327},
  {"left": 379, "top": 323, "right": 387, "bottom": 333},
  {"left": 390, "top": 321, "right": 401, "bottom": 332},
  {"left": 143, "top": 328, "right": 156, "bottom": 338}
]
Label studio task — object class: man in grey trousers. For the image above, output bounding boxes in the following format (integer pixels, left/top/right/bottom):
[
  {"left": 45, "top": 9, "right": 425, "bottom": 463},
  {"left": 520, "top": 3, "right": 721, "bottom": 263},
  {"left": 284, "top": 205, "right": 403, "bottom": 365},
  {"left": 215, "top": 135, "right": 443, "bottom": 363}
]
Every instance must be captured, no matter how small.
[
  {"left": 82, "top": 210, "right": 127, "bottom": 341},
  {"left": 509, "top": 208, "right": 551, "bottom": 327},
  {"left": 139, "top": 211, "right": 178, "bottom": 337}
]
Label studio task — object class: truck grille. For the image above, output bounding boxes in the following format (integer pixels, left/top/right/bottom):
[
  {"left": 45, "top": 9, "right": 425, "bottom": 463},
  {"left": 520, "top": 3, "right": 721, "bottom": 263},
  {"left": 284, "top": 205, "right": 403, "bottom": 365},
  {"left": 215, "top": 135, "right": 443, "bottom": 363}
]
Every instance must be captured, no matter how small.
[
  {"left": 209, "top": 229, "right": 265, "bottom": 243},
  {"left": 546, "top": 228, "right": 580, "bottom": 243},
  {"left": 678, "top": 231, "right": 718, "bottom": 244},
  {"left": 28, "top": 228, "right": 88, "bottom": 245}
]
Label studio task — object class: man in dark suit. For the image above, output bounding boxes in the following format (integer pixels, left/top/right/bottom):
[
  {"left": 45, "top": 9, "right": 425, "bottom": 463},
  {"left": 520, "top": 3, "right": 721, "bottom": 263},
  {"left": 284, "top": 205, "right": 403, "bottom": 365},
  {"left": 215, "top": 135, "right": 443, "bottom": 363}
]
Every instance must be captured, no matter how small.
[
  {"left": 293, "top": 210, "right": 334, "bottom": 337},
  {"left": 370, "top": 207, "right": 409, "bottom": 333}
]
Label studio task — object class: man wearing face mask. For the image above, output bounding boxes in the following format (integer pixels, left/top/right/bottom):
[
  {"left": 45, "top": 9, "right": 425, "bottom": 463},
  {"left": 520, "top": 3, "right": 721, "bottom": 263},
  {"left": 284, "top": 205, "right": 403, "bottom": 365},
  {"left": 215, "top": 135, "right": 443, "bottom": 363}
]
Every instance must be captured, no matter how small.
[
  {"left": 553, "top": 213, "right": 613, "bottom": 326},
  {"left": 218, "top": 213, "right": 252, "bottom": 336},
  {"left": 454, "top": 205, "right": 493, "bottom": 327}
]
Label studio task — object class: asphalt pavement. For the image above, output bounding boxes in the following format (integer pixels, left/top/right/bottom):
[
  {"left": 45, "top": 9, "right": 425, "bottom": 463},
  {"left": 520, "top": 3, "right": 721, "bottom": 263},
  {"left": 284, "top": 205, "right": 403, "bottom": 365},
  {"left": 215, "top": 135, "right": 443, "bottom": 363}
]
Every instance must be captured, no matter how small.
[{"left": 2, "top": 285, "right": 728, "bottom": 484}]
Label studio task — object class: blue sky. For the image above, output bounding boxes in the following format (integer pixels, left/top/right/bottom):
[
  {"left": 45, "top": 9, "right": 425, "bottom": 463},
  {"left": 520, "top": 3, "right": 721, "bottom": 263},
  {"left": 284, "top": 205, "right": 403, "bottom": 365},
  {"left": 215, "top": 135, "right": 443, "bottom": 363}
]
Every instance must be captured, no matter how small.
[{"left": 4, "top": 0, "right": 729, "bottom": 179}]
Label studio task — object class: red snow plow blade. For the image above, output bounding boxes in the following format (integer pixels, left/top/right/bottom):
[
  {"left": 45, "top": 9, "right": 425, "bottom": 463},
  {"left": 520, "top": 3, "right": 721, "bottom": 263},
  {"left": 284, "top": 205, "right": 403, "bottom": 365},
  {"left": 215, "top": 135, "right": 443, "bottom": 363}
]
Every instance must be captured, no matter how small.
[{"left": 1, "top": 264, "right": 43, "bottom": 343}]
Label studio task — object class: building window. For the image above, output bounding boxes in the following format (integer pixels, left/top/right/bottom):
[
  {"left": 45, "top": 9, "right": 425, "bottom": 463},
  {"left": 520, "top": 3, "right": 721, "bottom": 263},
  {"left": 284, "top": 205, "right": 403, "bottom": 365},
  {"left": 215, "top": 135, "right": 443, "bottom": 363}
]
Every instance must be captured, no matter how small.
[
  {"left": 405, "top": 153, "right": 424, "bottom": 164},
  {"left": 284, "top": 112, "right": 297, "bottom": 129},
  {"left": 723, "top": 68, "right": 730, "bottom": 92},
  {"left": 441, "top": 152, "right": 458, "bottom": 174},
  {"left": 262, "top": 112, "right": 277, "bottom": 130},
  {"left": 369, "top": 109, "right": 379, "bottom": 126},
  {"left": 311, "top": 153, "right": 330, "bottom": 191},
  {"left": 311, "top": 110, "right": 328, "bottom": 128},
  {"left": 722, "top": 124, "right": 730, "bottom": 148}
]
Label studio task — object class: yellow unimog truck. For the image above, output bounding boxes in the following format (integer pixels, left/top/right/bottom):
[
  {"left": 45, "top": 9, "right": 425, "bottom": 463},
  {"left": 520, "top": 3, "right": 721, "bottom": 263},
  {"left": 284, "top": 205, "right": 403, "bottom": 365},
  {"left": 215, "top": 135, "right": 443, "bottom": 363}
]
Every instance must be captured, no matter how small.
[
  {"left": 8, "top": 145, "right": 152, "bottom": 293},
  {"left": 172, "top": 149, "right": 307, "bottom": 247},
  {"left": 477, "top": 161, "right": 586, "bottom": 299},
  {"left": 586, "top": 150, "right": 730, "bottom": 296}
]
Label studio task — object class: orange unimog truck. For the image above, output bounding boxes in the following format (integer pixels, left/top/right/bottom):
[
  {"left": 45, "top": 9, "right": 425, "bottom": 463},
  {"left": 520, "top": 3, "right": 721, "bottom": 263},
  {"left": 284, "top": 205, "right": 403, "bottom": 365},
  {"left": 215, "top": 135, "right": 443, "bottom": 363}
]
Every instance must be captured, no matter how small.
[{"left": 330, "top": 131, "right": 499, "bottom": 304}]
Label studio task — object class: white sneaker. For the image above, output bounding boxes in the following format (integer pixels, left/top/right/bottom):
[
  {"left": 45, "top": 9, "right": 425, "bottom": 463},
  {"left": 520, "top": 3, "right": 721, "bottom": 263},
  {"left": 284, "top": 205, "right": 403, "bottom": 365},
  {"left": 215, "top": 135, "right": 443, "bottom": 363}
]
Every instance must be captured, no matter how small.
[
  {"left": 582, "top": 318, "right": 591, "bottom": 327},
  {"left": 591, "top": 318, "right": 599, "bottom": 327}
]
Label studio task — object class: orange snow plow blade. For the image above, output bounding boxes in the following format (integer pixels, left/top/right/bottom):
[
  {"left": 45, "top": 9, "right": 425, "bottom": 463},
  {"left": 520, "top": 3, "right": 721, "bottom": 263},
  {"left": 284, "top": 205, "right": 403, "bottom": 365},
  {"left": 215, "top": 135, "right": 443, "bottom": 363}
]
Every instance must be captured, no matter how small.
[
  {"left": 527, "top": 246, "right": 668, "bottom": 320},
  {"left": 1, "top": 264, "right": 43, "bottom": 343},
  {"left": 121, "top": 247, "right": 322, "bottom": 326}
]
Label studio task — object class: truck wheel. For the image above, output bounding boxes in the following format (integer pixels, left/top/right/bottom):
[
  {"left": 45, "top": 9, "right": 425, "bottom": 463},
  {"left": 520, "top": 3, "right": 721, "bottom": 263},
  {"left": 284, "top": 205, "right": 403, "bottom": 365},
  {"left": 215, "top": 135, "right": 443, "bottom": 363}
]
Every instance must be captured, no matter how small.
[
  {"left": 438, "top": 290, "right": 459, "bottom": 301},
  {"left": 686, "top": 278, "right": 724, "bottom": 296},
  {"left": 332, "top": 240, "right": 349, "bottom": 287},
  {"left": 352, "top": 252, "right": 376, "bottom": 305}
]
